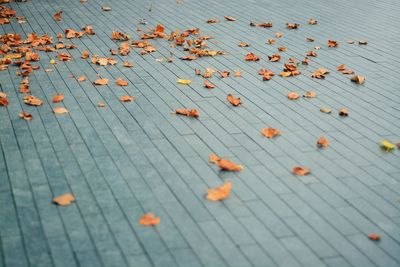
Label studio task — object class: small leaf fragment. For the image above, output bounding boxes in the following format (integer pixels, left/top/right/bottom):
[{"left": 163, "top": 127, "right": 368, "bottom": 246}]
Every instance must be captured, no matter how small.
[
  {"left": 139, "top": 213, "right": 160, "bottom": 226},
  {"left": 320, "top": 107, "right": 332, "bottom": 114},
  {"left": 317, "top": 136, "right": 329, "bottom": 148},
  {"left": 120, "top": 95, "right": 134, "bottom": 102},
  {"left": 93, "top": 78, "right": 109, "bottom": 85},
  {"left": 292, "top": 166, "right": 311, "bottom": 176},
  {"left": 261, "top": 128, "right": 281, "bottom": 138},
  {"left": 19, "top": 111, "right": 32, "bottom": 121},
  {"left": 351, "top": 75, "right": 365, "bottom": 84}
]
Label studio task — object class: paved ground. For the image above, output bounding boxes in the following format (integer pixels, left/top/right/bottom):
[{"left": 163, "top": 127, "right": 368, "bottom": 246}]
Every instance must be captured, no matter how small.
[{"left": 1, "top": 0, "right": 400, "bottom": 266}]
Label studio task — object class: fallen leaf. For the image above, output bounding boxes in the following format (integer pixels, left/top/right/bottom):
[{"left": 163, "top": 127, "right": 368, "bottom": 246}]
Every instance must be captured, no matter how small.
[
  {"left": 53, "top": 11, "right": 62, "bottom": 21},
  {"left": 347, "top": 40, "right": 355, "bottom": 44},
  {"left": 267, "top": 38, "right": 276, "bottom": 45},
  {"left": 359, "top": 40, "right": 367, "bottom": 45},
  {"left": 245, "top": 53, "right": 260, "bottom": 61},
  {"left": 234, "top": 70, "right": 242, "bottom": 77},
  {"left": 224, "top": 16, "right": 236, "bottom": 21},
  {"left": 52, "top": 94, "right": 64, "bottom": 103},
  {"left": 307, "top": 50, "right": 317, "bottom": 57},
  {"left": 120, "top": 95, "right": 134, "bottom": 102},
  {"left": 77, "top": 76, "right": 86, "bottom": 82},
  {"left": 303, "top": 91, "right": 316, "bottom": 98},
  {"left": 174, "top": 109, "right": 199, "bottom": 117},
  {"left": 53, "top": 193, "right": 75, "bottom": 206},
  {"left": 115, "top": 78, "right": 128, "bottom": 86},
  {"left": 209, "top": 154, "right": 220, "bottom": 164},
  {"left": 320, "top": 107, "right": 332, "bottom": 114},
  {"left": 24, "top": 95, "right": 43, "bottom": 106},
  {"left": 306, "top": 37, "right": 315, "bottom": 42},
  {"left": 207, "top": 19, "right": 218, "bottom": 23},
  {"left": 204, "top": 80, "right": 215, "bottom": 89},
  {"left": 238, "top": 42, "right": 250, "bottom": 47},
  {"left": 275, "top": 32, "right": 283, "bottom": 38},
  {"left": 381, "top": 140, "right": 396, "bottom": 151},
  {"left": 292, "top": 166, "right": 311, "bottom": 176},
  {"left": 83, "top": 25, "right": 95, "bottom": 35},
  {"left": 206, "top": 181, "right": 232, "bottom": 201},
  {"left": 287, "top": 92, "right": 300, "bottom": 100},
  {"left": 58, "top": 53, "right": 72, "bottom": 61},
  {"left": 0, "top": 93, "right": 8, "bottom": 106},
  {"left": 261, "top": 128, "right": 281, "bottom": 138},
  {"left": 368, "top": 233, "right": 381, "bottom": 241},
  {"left": 81, "top": 50, "right": 89, "bottom": 59},
  {"left": 278, "top": 46, "right": 286, "bottom": 52},
  {"left": 338, "top": 108, "right": 349, "bottom": 116},
  {"left": 227, "top": 94, "right": 241, "bottom": 106},
  {"left": 308, "top": 19, "right": 317, "bottom": 25},
  {"left": 98, "top": 102, "right": 106, "bottom": 108},
  {"left": 102, "top": 6, "right": 112, "bottom": 11},
  {"left": 219, "top": 71, "right": 230, "bottom": 78},
  {"left": 19, "top": 111, "right": 32, "bottom": 121},
  {"left": 123, "top": 61, "right": 133, "bottom": 67},
  {"left": 286, "top": 23, "right": 300, "bottom": 29},
  {"left": 177, "top": 79, "right": 192, "bottom": 85},
  {"left": 139, "top": 213, "right": 160, "bottom": 226},
  {"left": 317, "top": 136, "right": 329, "bottom": 148},
  {"left": 328, "top": 40, "right": 338, "bottom": 47},
  {"left": 268, "top": 54, "right": 281, "bottom": 62},
  {"left": 259, "top": 69, "right": 275, "bottom": 81},
  {"left": 93, "top": 78, "right": 109, "bottom": 85},
  {"left": 312, "top": 68, "right": 329, "bottom": 79},
  {"left": 351, "top": 75, "right": 365, "bottom": 84},
  {"left": 53, "top": 107, "right": 68, "bottom": 114}
]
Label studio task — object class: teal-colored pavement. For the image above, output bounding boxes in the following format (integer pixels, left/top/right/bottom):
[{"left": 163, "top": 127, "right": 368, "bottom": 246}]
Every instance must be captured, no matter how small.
[{"left": 1, "top": 0, "right": 400, "bottom": 266}]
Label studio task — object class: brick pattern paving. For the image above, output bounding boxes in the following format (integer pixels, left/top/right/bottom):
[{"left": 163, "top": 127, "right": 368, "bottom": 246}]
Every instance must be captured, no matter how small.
[{"left": 1, "top": 0, "right": 400, "bottom": 266}]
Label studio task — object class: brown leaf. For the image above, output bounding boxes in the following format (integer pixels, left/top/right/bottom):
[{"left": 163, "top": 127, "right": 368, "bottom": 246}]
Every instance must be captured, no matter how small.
[
  {"left": 306, "top": 37, "right": 315, "bottom": 42},
  {"left": 219, "top": 71, "right": 230, "bottom": 78},
  {"left": 312, "top": 68, "right": 329, "bottom": 79},
  {"left": 98, "top": 102, "right": 106, "bottom": 108},
  {"left": 292, "top": 166, "right": 311, "bottom": 176},
  {"left": 58, "top": 52, "right": 72, "bottom": 61},
  {"left": 287, "top": 92, "right": 300, "bottom": 100},
  {"left": 19, "top": 111, "right": 32, "bottom": 121},
  {"left": 0, "top": 93, "right": 8, "bottom": 106},
  {"left": 303, "top": 91, "right": 316, "bottom": 98},
  {"left": 207, "top": 19, "right": 218, "bottom": 23},
  {"left": 53, "top": 107, "right": 68, "bottom": 114},
  {"left": 359, "top": 40, "right": 368, "bottom": 45},
  {"left": 204, "top": 80, "right": 215, "bottom": 89},
  {"left": 351, "top": 75, "right": 365, "bottom": 84},
  {"left": 24, "top": 95, "right": 43, "bottom": 106},
  {"left": 120, "top": 95, "right": 134, "bottom": 102},
  {"left": 206, "top": 181, "right": 232, "bottom": 201},
  {"left": 139, "top": 213, "right": 160, "bottom": 226},
  {"left": 317, "top": 136, "right": 329, "bottom": 148},
  {"left": 275, "top": 32, "right": 283, "bottom": 38},
  {"left": 123, "top": 61, "right": 134, "bottom": 67},
  {"left": 175, "top": 109, "right": 199, "bottom": 117},
  {"left": 286, "top": 23, "right": 300, "bottom": 29},
  {"left": 268, "top": 54, "right": 281, "bottom": 62},
  {"left": 339, "top": 108, "right": 349, "bottom": 116},
  {"left": 83, "top": 25, "right": 95, "bottom": 35},
  {"left": 53, "top": 11, "right": 62, "bottom": 21},
  {"left": 53, "top": 193, "right": 75, "bottom": 206},
  {"left": 238, "top": 42, "right": 250, "bottom": 47},
  {"left": 52, "top": 94, "right": 64, "bottom": 103},
  {"left": 115, "top": 78, "right": 128, "bottom": 86},
  {"left": 261, "top": 128, "right": 281, "bottom": 138},
  {"left": 308, "top": 19, "right": 317, "bottom": 25},
  {"left": 307, "top": 50, "right": 317, "bottom": 57},
  {"left": 278, "top": 46, "right": 286, "bottom": 52},
  {"left": 328, "top": 40, "right": 338, "bottom": 47},
  {"left": 224, "top": 16, "right": 236, "bottom": 21},
  {"left": 368, "top": 233, "right": 381, "bottom": 241},
  {"left": 81, "top": 50, "right": 90, "bottom": 59},
  {"left": 234, "top": 70, "right": 242, "bottom": 77},
  {"left": 93, "top": 78, "right": 109, "bottom": 85},
  {"left": 227, "top": 94, "right": 241, "bottom": 106},
  {"left": 244, "top": 53, "right": 260, "bottom": 61},
  {"left": 267, "top": 38, "right": 276, "bottom": 45}
]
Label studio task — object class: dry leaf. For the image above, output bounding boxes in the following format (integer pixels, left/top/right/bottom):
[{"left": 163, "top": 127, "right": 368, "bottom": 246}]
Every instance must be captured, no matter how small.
[
  {"left": 275, "top": 32, "right": 283, "bottom": 38},
  {"left": 261, "top": 128, "right": 281, "bottom": 138},
  {"left": 52, "top": 94, "right": 64, "bottom": 103},
  {"left": 381, "top": 140, "right": 395, "bottom": 151},
  {"left": 209, "top": 154, "right": 243, "bottom": 171},
  {"left": 317, "top": 136, "right": 329, "bottom": 148},
  {"left": 120, "top": 95, "right": 134, "bottom": 102},
  {"left": 307, "top": 50, "right": 317, "bottom": 57},
  {"left": 328, "top": 40, "right": 338, "bottom": 47},
  {"left": 259, "top": 69, "right": 275, "bottom": 81},
  {"left": 207, "top": 19, "right": 218, "bottom": 23},
  {"left": 339, "top": 108, "right": 349, "bottom": 116},
  {"left": 81, "top": 50, "right": 89, "bottom": 59},
  {"left": 53, "top": 193, "right": 75, "bottom": 206},
  {"left": 227, "top": 94, "right": 241, "bottom": 106},
  {"left": 206, "top": 181, "right": 232, "bottom": 201},
  {"left": 351, "top": 75, "right": 365, "bottom": 84},
  {"left": 177, "top": 79, "right": 192, "bottom": 85},
  {"left": 175, "top": 109, "right": 199, "bottom": 117},
  {"left": 123, "top": 61, "right": 133, "bottom": 67},
  {"left": 312, "top": 68, "right": 329, "bottom": 79},
  {"left": 320, "top": 107, "right": 332, "bottom": 114},
  {"left": 245, "top": 53, "right": 260, "bottom": 61},
  {"left": 24, "top": 95, "right": 43, "bottom": 106},
  {"left": 368, "top": 233, "right": 381, "bottom": 241},
  {"left": 278, "top": 46, "right": 286, "bottom": 52},
  {"left": 359, "top": 40, "right": 367, "bottom": 45},
  {"left": 53, "top": 11, "right": 62, "bottom": 21},
  {"left": 219, "top": 71, "right": 230, "bottom": 78},
  {"left": 19, "top": 111, "right": 32, "bottom": 121},
  {"left": 224, "top": 16, "right": 236, "bottom": 21},
  {"left": 53, "top": 107, "right": 68, "bottom": 114},
  {"left": 303, "top": 91, "right": 316, "bottom": 98},
  {"left": 234, "top": 70, "right": 242, "bottom": 77},
  {"left": 0, "top": 93, "right": 8, "bottom": 106},
  {"left": 308, "top": 19, "right": 317, "bottom": 25},
  {"left": 98, "top": 102, "right": 106, "bottom": 108},
  {"left": 238, "top": 42, "right": 250, "bottom": 47},
  {"left": 267, "top": 38, "right": 276, "bottom": 45},
  {"left": 139, "top": 213, "right": 160, "bottom": 226},
  {"left": 306, "top": 37, "right": 315, "bottom": 42},
  {"left": 287, "top": 92, "right": 300, "bottom": 100},
  {"left": 77, "top": 76, "right": 86, "bottom": 82},
  {"left": 93, "top": 78, "right": 109, "bottom": 85},
  {"left": 268, "top": 54, "right": 281, "bottom": 62},
  {"left": 204, "top": 80, "right": 215, "bottom": 89},
  {"left": 115, "top": 78, "right": 128, "bottom": 86},
  {"left": 286, "top": 23, "right": 300, "bottom": 29},
  {"left": 292, "top": 166, "right": 311, "bottom": 176},
  {"left": 347, "top": 40, "right": 355, "bottom": 44}
]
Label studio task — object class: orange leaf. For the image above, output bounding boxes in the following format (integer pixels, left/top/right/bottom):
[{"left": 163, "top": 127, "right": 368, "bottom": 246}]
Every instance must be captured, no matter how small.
[
  {"left": 275, "top": 32, "right": 283, "bottom": 38},
  {"left": 155, "top": 24, "right": 165, "bottom": 33},
  {"left": 339, "top": 108, "right": 349, "bottom": 117},
  {"left": 77, "top": 76, "right": 86, "bottom": 82},
  {"left": 238, "top": 42, "right": 250, "bottom": 47},
  {"left": 292, "top": 166, "right": 311, "bottom": 176},
  {"left": 227, "top": 94, "right": 241, "bottom": 106},
  {"left": 311, "top": 68, "right": 329, "bottom": 79},
  {"left": 244, "top": 53, "right": 260, "bottom": 61},
  {"left": 351, "top": 75, "right": 365, "bottom": 84},
  {"left": 268, "top": 54, "right": 281, "bottom": 62},
  {"left": 286, "top": 23, "right": 300, "bottom": 29},
  {"left": 209, "top": 154, "right": 220, "bottom": 164},
  {"left": 308, "top": 19, "right": 317, "bottom": 25},
  {"left": 53, "top": 193, "right": 75, "bottom": 206},
  {"left": 123, "top": 61, "right": 133, "bottom": 67},
  {"left": 317, "top": 136, "right": 329, "bottom": 148},
  {"left": 0, "top": 94, "right": 8, "bottom": 107},
  {"left": 53, "top": 11, "right": 62, "bottom": 21},
  {"left": 328, "top": 40, "right": 338, "bottom": 47},
  {"left": 93, "top": 78, "right": 109, "bottom": 85},
  {"left": 53, "top": 107, "right": 68, "bottom": 114},
  {"left": 234, "top": 70, "right": 242, "bottom": 77},
  {"left": 303, "top": 91, "right": 316, "bottom": 98},
  {"left": 206, "top": 181, "right": 232, "bottom": 201},
  {"left": 287, "top": 92, "right": 300, "bottom": 100},
  {"left": 24, "top": 95, "right": 42, "bottom": 106},
  {"left": 261, "top": 128, "right": 281, "bottom": 138},
  {"left": 81, "top": 50, "right": 89, "bottom": 59},
  {"left": 139, "top": 213, "right": 160, "bottom": 226},
  {"left": 120, "top": 95, "right": 134, "bottom": 102},
  {"left": 204, "top": 80, "right": 215, "bottom": 89},
  {"left": 52, "top": 94, "right": 64, "bottom": 103},
  {"left": 19, "top": 111, "right": 32, "bottom": 121},
  {"left": 175, "top": 109, "right": 199, "bottom": 117},
  {"left": 219, "top": 71, "right": 230, "bottom": 78},
  {"left": 98, "top": 102, "right": 106, "bottom": 108},
  {"left": 368, "top": 233, "right": 381, "bottom": 241},
  {"left": 115, "top": 78, "right": 128, "bottom": 86},
  {"left": 217, "top": 159, "right": 243, "bottom": 172}
]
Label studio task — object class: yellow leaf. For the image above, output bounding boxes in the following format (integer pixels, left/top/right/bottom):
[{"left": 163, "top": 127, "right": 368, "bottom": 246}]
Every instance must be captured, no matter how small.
[
  {"left": 177, "top": 79, "right": 191, "bottom": 85},
  {"left": 381, "top": 140, "right": 395, "bottom": 151}
]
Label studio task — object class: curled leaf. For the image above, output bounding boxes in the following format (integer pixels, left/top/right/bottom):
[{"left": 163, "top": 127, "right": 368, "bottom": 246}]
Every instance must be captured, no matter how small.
[
  {"left": 320, "top": 107, "right": 332, "bottom": 114},
  {"left": 204, "top": 80, "right": 215, "bottom": 89},
  {"left": 244, "top": 53, "right": 260, "bottom": 61},
  {"left": 224, "top": 16, "right": 236, "bottom": 21},
  {"left": 177, "top": 79, "right": 191, "bottom": 85},
  {"left": 261, "top": 128, "right": 281, "bottom": 138},
  {"left": 120, "top": 95, "right": 134, "bottom": 102},
  {"left": 175, "top": 109, "right": 199, "bottom": 117},
  {"left": 139, "top": 213, "right": 160, "bottom": 226},
  {"left": 206, "top": 181, "right": 232, "bottom": 201},
  {"left": 53, "top": 193, "right": 75, "bottom": 206},
  {"left": 351, "top": 75, "right": 365, "bottom": 84},
  {"left": 238, "top": 42, "right": 250, "bottom": 47},
  {"left": 53, "top": 107, "right": 68, "bottom": 114},
  {"left": 303, "top": 91, "right": 316, "bottom": 98},
  {"left": 209, "top": 154, "right": 243, "bottom": 172},
  {"left": 53, "top": 11, "right": 62, "bottom": 21},
  {"left": 312, "top": 68, "right": 329, "bottom": 79},
  {"left": 292, "top": 166, "right": 311, "bottom": 176},
  {"left": 227, "top": 94, "right": 241, "bottom": 106},
  {"left": 328, "top": 40, "right": 338, "bottom": 47},
  {"left": 19, "top": 111, "right": 32, "bottom": 121},
  {"left": 115, "top": 78, "right": 128, "bottom": 86},
  {"left": 381, "top": 140, "right": 395, "bottom": 151},
  {"left": 287, "top": 92, "right": 300, "bottom": 100},
  {"left": 93, "top": 78, "right": 109, "bottom": 85},
  {"left": 317, "top": 136, "right": 329, "bottom": 148},
  {"left": 368, "top": 233, "right": 381, "bottom": 241},
  {"left": 52, "top": 94, "right": 64, "bottom": 103},
  {"left": 308, "top": 19, "right": 317, "bottom": 25},
  {"left": 77, "top": 76, "right": 86, "bottom": 82},
  {"left": 0, "top": 93, "right": 9, "bottom": 106},
  {"left": 339, "top": 108, "right": 349, "bottom": 117},
  {"left": 24, "top": 95, "right": 43, "bottom": 106}
]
